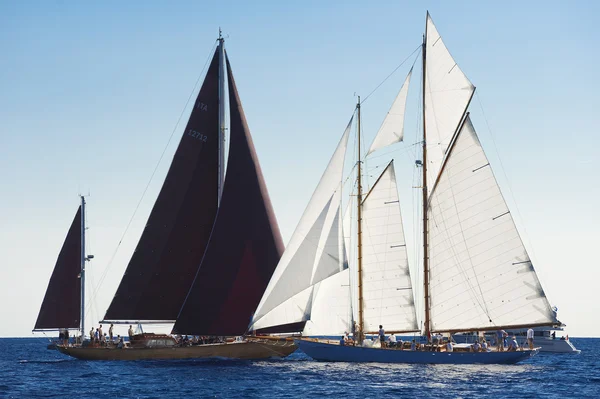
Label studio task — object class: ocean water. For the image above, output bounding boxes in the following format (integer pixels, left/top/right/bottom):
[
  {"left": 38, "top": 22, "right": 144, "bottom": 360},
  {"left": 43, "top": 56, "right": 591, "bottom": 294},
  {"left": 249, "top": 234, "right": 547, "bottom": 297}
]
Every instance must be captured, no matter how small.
[{"left": 1, "top": 338, "right": 598, "bottom": 398}]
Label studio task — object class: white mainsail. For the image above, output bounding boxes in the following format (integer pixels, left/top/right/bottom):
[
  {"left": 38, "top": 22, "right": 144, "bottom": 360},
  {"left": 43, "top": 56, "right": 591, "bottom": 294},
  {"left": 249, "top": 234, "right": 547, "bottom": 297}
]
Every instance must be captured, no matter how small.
[
  {"left": 427, "top": 115, "right": 558, "bottom": 332},
  {"left": 367, "top": 68, "right": 412, "bottom": 155},
  {"left": 361, "top": 161, "right": 418, "bottom": 332},
  {"left": 251, "top": 117, "right": 353, "bottom": 331},
  {"left": 424, "top": 13, "right": 475, "bottom": 195}
]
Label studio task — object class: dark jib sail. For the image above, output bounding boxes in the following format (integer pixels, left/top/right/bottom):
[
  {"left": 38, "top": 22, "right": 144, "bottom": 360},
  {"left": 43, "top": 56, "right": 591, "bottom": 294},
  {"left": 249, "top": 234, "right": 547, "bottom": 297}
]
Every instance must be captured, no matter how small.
[
  {"left": 173, "top": 54, "right": 284, "bottom": 336},
  {"left": 103, "top": 49, "right": 220, "bottom": 322},
  {"left": 34, "top": 206, "right": 82, "bottom": 330}
]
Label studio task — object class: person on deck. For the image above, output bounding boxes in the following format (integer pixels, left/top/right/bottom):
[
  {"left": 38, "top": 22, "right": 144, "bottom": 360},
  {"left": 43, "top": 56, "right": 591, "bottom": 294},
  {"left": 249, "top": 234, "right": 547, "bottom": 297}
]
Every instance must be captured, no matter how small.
[
  {"left": 89, "top": 327, "right": 94, "bottom": 342},
  {"left": 551, "top": 331, "right": 556, "bottom": 339},
  {"left": 482, "top": 339, "right": 489, "bottom": 352},
  {"left": 410, "top": 339, "right": 416, "bottom": 351},
  {"left": 94, "top": 328, "right": 99, "bottom": 345},
  {"left": 344, "top": 332, "right": 354, "bottom": 346},
  {"left": 507, "top": 336, "right": 519, "bottom": 351},
  {"left": 388, "top": 334, "right": 397, "bottom": 348},
  {"left": 128, "top": 325, "right": 134, "bottom": 340},
  {"left": 117, "top": 336, "right": 124, "bottom": 349},
  {"left": 527, "top": 328, "right": 534, "bottom": 349},
  {"left": 98, "top": 324, "right": 103, "bottom": 338},
  {"left": 471, "top": 340, "right": 481, "bottom": 352},
  {"left": 109, "top": 324, "right": 114, "bottom": 341},
  {"left": 446, "top": 340, "right": 454, "bottom": 352},
  {"left": 378, "top": 325, "right": 385, "bottom": 347},
  {"left": 496, "top": 330, "right": 507, "bottom": 351}
]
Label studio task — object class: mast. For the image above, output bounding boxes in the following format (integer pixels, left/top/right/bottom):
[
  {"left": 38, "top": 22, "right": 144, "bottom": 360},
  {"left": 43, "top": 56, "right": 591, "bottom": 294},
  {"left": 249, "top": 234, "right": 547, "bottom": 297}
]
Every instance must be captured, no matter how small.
[
  {"left": 80, "top": 195, "right": 86, "bottom": 340},
  {"left": 356, "top": 97, "right": 364, "bottom": 344},
  {"left": 422, "top": 20, "right": 431, "bottom": 340},
  {"left": 217, "top": 28, "right": 226, "bottom": 205}
]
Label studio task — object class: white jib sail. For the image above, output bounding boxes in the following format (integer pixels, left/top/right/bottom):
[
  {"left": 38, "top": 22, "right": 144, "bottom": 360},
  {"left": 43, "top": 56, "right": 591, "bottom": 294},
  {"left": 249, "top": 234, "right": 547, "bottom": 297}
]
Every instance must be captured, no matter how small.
[
  {"left": 425, "top": 13, "right": 475, "bottom": 194},
  {"left": 361, "top": 161, "right": 418, "bottom": 332},
  {"left": 251, "top": 117, "right": 353, "bottom": 331},
  {"left": 427, "top": 116, "right": 557, "bottom": 332},
  {"left": 367, "top": 68, "right": 412, "bottom": 155}
]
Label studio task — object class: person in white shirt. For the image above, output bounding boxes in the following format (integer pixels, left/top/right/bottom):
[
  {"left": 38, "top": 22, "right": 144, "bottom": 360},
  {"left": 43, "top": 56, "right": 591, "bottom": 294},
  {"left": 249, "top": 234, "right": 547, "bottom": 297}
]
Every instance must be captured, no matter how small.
[
  {"left": 527, "top": 328, "right": 534, "bottom": 349},
  {"left": 507, "top": 336, "right": 519, "bottom": 351},
  {"left": 410, "top": 339, "right": 416, "bottom": 351},
  {"left": 471, "top": 341, "right": 481, "bottom": 352},
  {"left": 481, "top": 339, "right": 489, "bottom": 352},
  {"left": 388, "top": 334, "right": 397, "bottom": 348},
  {"left": 446, "top": 341, "right": 454, "bottom": 352}
]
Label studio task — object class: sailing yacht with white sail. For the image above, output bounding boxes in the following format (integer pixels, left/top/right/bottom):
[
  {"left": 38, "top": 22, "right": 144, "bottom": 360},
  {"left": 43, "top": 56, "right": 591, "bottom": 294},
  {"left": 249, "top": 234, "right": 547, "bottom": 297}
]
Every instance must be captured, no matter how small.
[{"left": 249, "top": 12, "right": 559, "bottom": 364}]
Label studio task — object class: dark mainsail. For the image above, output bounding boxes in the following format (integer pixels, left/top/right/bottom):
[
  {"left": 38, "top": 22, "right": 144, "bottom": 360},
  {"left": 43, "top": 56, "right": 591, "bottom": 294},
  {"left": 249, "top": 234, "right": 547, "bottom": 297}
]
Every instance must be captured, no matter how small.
[
  {"left": 34, "top": 207, "right": 82, "bottom": 330},
  {"left": 173, "top": 55, "right": 284, "bottom": 336},
  {"left": 103, "top": 49, "right": 220, "bottom": 322}
]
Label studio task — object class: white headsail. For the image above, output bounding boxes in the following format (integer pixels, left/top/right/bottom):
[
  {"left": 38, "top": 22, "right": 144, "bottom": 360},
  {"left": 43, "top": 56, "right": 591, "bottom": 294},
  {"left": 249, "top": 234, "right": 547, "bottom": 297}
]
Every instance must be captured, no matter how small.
[
  {"left": 427, "top": 116, "right": 558, "bottom": 332},
  {"left": 425, "top": 13, "right": 475, "bottom": 194},
  {"left": 251, "top": 117, "right": 353, "bottom": 331},
  {"left": 367, "top": 68, "right": 412, "bottom": 155},
  {"left": 361, "top": 162, "right": 418, "bottom": 332}
]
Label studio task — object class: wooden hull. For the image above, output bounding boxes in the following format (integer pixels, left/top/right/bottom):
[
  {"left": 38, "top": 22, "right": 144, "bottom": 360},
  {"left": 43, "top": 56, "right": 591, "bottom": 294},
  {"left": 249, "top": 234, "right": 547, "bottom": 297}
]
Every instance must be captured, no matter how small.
[
  {"left": 297, "top": 339, "right": 538, "bottom": 364},
  {"left": 57, "top": 340, "right": 296, "bottom": 361}
]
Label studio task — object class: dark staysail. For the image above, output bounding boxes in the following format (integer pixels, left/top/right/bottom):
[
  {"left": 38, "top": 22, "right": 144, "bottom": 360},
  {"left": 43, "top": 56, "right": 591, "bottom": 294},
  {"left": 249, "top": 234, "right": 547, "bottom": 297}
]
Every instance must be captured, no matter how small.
[
  {"left": 173, "top": 55, "right": 284, "bottom": 336},
  {"left": 34, "top": 207, "right": 82, "bottom": 330},
  {"left": 103, "top": 49, "right": 220, "bottom": 321}
]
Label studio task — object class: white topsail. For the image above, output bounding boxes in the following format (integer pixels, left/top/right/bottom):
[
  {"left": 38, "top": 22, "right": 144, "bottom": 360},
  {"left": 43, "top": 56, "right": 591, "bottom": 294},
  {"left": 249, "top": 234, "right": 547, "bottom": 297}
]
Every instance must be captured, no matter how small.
[
  {"left": 425, "top": 13, "right": 475, "bottom": 194},
  {"left": 251, "top": 117, "right": 353, "bottom": 331},
  {"left": 427, "top": 116, "right": 558, "bottom": 332},
  {"left": 367, "top": 68, "right": 412, "bottom": 155},
  {"left": 361, "top": 162, "right": 418, "bottom": 332}
]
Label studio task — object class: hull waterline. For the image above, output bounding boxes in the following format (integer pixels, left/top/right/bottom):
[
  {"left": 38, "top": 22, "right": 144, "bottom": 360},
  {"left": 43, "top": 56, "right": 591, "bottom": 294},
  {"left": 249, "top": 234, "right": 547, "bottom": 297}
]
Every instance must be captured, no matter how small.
[
  {"left": 297, "top": 340, "right": 538, "bottom": 365},
  {"left": 57, "top": 340, "right": 296, "bottom": 361}
]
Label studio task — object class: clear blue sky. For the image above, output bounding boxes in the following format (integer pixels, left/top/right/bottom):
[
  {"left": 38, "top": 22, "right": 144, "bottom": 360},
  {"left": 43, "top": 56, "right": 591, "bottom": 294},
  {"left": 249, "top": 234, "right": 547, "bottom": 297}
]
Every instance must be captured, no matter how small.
[{"left": 1, "top": 0, "right": 598, "bottom": 337}]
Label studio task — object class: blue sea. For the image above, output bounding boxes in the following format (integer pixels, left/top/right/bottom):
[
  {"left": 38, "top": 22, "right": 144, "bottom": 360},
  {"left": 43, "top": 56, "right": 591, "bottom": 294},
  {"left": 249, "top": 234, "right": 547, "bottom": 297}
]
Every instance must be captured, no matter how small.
[{"left": 1, "top": 338, "right": 598, "bottom": 398}]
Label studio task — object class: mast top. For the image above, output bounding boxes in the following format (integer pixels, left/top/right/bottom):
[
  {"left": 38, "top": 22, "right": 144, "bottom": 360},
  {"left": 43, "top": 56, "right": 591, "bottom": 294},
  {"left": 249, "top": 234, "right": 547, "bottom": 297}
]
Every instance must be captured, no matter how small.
[{"left": 218, "top": 27, "right": 224, "bottom": 43}]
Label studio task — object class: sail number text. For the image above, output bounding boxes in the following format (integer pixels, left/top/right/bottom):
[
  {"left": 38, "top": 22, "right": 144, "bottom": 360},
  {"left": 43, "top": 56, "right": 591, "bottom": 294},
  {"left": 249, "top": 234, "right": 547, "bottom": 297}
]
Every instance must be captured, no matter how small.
[{"left": 188, "top": 129, "right": 208, "bottom": 142}]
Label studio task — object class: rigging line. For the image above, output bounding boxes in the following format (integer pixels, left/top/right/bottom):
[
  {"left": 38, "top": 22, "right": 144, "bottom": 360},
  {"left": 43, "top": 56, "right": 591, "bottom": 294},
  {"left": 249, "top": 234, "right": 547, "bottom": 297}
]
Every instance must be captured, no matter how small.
[
  {"left": 88, "top": 41, "right": 219, "bottom": 305},
  {"left": 361, "top": 44, "right": 421, "bottom": 105}
]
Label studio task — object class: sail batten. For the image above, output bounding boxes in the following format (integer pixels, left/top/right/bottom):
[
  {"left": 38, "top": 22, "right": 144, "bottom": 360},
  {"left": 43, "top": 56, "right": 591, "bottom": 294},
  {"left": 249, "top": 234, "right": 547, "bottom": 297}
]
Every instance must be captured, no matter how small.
[
  {"left": 34, "top": 207, "right": 82, "bottom": 331},
  {"left": 103, "top": 49, "right": 221, "bottom": 322},
  {"left": 427, "top": 116, "right": 557, "bottom": 332},
  {"left": 367, "top": 68, "right": 412, "bottom": 155},
  {"left": 172, "top": 54, "right": 284, "bottom": 336}
]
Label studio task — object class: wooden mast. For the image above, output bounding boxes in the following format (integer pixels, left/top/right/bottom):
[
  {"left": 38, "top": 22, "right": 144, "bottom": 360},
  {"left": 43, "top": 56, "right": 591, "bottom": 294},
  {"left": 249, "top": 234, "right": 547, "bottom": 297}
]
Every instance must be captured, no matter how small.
[
  {"left": 422, "top": 15, "right": 431, "bottom": 341},
  {"left": 356, "top": 97, "right": 365, "bottom": 344}
]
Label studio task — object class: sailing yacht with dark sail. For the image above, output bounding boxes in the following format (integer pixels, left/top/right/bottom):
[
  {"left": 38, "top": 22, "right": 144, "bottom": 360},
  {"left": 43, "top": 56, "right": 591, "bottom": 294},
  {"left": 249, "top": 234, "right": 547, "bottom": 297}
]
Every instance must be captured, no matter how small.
[
  {"left": 57, "top": 34, "right": 295, "bottom": 360},
  {"left": 34, "top": 196, "right": 93, "bottom": 348},
  {"left": 250, "top": 13, "right": 559, "bottom": 364}
]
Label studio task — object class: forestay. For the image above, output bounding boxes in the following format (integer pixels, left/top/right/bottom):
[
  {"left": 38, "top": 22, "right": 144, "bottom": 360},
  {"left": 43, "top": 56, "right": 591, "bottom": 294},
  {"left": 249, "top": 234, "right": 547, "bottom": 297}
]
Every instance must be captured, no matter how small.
[
  {"left": 424, "top": 13, "right": 475, "bottom": 194},
  {"left": 361, "top": 162, "right": 418, "bottom": 333},
  {"left": 367, "top": 68, "right": 412, "bottom": 155},
  {"left": 251, "top": 118, "right": 353, "bottom": 332},
  {"left": 427, "top": 116, "right": 557, "bottom": 332}
]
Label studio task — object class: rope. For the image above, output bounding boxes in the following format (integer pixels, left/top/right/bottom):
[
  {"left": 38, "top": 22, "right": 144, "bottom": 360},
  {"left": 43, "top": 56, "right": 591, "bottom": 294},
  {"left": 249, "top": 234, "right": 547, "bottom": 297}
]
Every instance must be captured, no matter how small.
[{"left": 361, "top": 44, "right": 422, "bottom": 105}]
